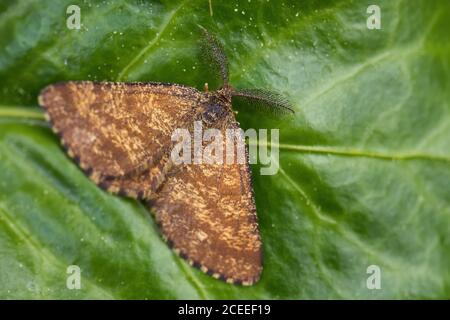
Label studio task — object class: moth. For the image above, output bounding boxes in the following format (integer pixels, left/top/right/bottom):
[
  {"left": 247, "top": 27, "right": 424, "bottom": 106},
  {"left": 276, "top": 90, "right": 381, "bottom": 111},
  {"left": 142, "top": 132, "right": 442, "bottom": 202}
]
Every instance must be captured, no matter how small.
[{"left": 38, "top": 27, "right": 293, "bottom": 286}]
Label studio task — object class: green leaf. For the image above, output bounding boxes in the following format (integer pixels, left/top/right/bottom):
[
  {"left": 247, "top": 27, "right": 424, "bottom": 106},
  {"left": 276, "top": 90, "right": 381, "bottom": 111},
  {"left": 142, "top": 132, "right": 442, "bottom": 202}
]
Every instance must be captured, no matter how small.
[{"left": 0, "top": 0, "right": 449, "bottom": 299}]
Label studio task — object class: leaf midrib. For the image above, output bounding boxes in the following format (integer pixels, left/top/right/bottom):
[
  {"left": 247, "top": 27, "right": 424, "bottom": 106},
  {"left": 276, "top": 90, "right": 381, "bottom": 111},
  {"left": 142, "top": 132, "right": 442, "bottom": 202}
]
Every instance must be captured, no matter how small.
[{"left": 0, "top": 106, "right": 449, "bottom": 163}]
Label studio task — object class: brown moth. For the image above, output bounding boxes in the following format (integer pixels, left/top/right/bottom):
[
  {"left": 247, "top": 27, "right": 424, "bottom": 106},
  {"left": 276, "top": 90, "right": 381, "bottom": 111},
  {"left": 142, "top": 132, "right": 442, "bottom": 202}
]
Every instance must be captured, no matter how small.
[{"left": 38, "top": 27, "right": 293, "bottom": 286}]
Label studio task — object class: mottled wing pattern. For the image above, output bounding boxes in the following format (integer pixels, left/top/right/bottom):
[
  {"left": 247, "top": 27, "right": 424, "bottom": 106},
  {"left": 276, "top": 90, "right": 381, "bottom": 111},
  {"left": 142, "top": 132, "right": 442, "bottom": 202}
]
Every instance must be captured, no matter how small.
[
  {"left": 39, "top": 81, "right": 262, "bottom": 285},
  {"left": 39, "top": 81, "right": 205, "bottom": 199},
  {"left": 148, "top": 111, "right": 262, "bottom": 285}
]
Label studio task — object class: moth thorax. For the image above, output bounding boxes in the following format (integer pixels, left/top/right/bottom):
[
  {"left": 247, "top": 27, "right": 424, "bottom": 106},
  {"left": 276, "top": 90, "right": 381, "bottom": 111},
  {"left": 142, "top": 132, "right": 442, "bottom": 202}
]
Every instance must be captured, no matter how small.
[{"left": 201, "top": 103, "right": 226, "bottom": 125}]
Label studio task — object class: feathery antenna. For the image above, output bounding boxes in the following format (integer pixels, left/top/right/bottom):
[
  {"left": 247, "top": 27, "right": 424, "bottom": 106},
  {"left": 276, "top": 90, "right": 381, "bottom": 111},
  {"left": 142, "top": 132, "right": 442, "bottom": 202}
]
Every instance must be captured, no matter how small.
[
  {"left": 232, "top": 89, "right": 295, "bottom": 114},
  {"left": 198, "top": 25, "right": 229, "bottom": 86},
  {"left": 197, "top": 26, "right": 294, "bottom": 115}
]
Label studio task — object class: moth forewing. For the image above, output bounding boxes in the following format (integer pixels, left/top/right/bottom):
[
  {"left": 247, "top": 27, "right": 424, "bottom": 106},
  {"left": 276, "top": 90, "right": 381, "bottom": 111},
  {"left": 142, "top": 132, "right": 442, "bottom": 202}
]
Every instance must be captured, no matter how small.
[{"left": 38, "top": 81, "right": 206, "bottom": 199}]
